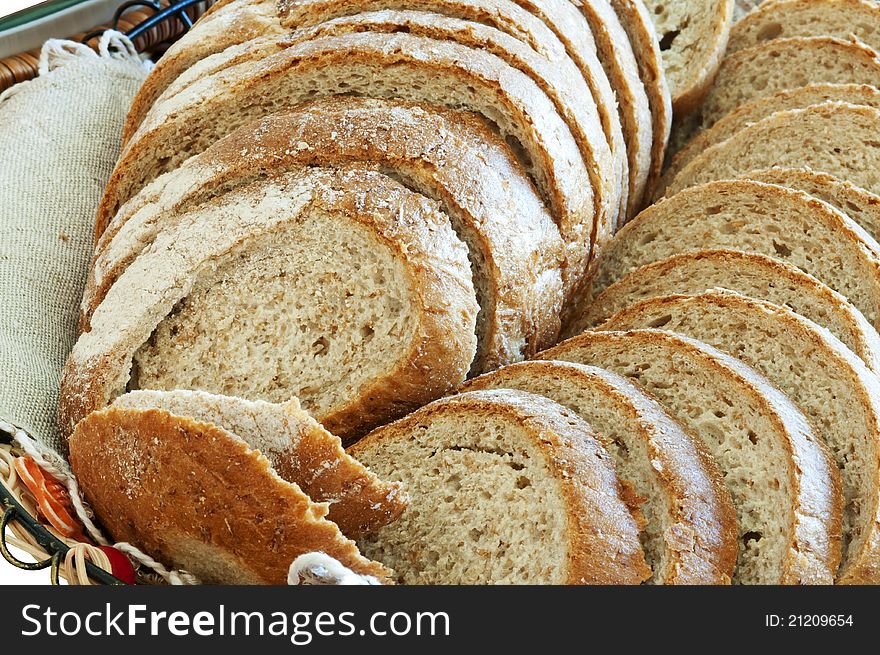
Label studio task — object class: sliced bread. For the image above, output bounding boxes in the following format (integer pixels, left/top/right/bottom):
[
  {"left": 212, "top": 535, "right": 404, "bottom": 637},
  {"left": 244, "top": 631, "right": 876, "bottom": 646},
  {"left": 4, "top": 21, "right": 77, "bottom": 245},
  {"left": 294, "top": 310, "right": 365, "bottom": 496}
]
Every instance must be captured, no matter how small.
[
  {"left": 727, "top": 0, "right": 880, "bottom": 55},
  {"left": 639, "top": 0, "right": 734, "bottom": 114},
  {"left": 572, "top": 249, "right": 880, "bottom": 374},
  {"left": 741, "top": 167, "right": 880, "bottom": 246},
  {"left": 606, "top": 0, "right": 672, "bottom": 203},
  {"left": 87, "top": 99, "right": 563, "bottom": 372},
  {"left": 60, "top": 168, "right": 479, "bottom": 444},
  {"left": 69, "top": 405, "right": 392, "bottom": 584},
  {"left": 349, "top": 389, "right": 652, "bottom": 584},
  {"left": 592, "top": 179, "right": 880, "bottom": 328},
  {"left": 601, "top": 290, "right": 880, "bottom": 584},
  {"left": 110, "top": 390, "right": 407, "bottom": 538},
  {"left": 461, "top": 360, "right": 737, "bottom": 584},
  {"left": 669, "top": 37, "right": 880, "bottom": 154},
  {"left": 281, "top": 9, "right": 619, "bottom": 248},
  {"left": 665, "top": 103, "right": 880, "bottom": 199},
  {"left": 98, "top": 32, "right": 595, "bottom": 300},
  {"left": 537, "top": 329, "right": 841, "bottom": 584},
  {"left": 122, "top": 0, "right": 282, "bottom": 145},
  {"left": 660, "top": 84, "right": 880, "bottom": 196}
]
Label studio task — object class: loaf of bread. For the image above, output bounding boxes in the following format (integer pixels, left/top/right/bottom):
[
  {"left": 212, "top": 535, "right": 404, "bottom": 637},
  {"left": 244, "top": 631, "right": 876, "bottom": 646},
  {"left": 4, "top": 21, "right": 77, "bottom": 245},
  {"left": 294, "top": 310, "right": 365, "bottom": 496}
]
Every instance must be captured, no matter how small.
[
  {"left": 461, "top": 360, "right": 737, "bottom": 584},
  {"left": 538, "top": 329, "right": 841, "bottom": 584},
  {"left": 86, "top": 98, "right": 565, "bottom": 373},
  {"left": 69, "top": 405, "right": 393, "bottom": 584},
  {"left": 60, "top": 168, "right": 479, "bottom": 443},
  {"left": 350, "top": 389, "right": 652, "bottom": 584},
  {"left": 592, "top": 179, "right": 880, "bottom": 329},
  {"left": 601, "top": 290, "right": 880, "bottom": 583},
  {"left": 110, "top": 390, "right": 407, "bottom": 538}
]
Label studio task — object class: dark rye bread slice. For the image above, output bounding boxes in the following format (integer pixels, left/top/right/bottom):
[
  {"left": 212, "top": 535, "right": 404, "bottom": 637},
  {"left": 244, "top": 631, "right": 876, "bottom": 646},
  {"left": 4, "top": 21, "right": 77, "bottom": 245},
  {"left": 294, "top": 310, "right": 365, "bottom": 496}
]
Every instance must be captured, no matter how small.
[
  {"left": 281, "top": 10, "right": 619, "bottom": 248},
  {"left": 60, "top": 168, "right": 479, "bottom": 445},
  {"left": 572, "top": 250, "right": 880, "bottom": 374},
  {"left": 349, "top": 389, "right": 652, "bottom": 584},
  {"left": 592, "top": 179, "right": 880, "bottom": 329},
  {"left": 537, "top": 329, "right": 841, "bottom": 584},
  {"left": 86, "top": 99, "right": 564, "bottom": 372},
  {"left": 277, "top": 0, "right": 635, "bottom": 219},
  {"left": 727, "top": 0, "right": 880, "bottom": 56},
  {"left": 601, "top": 291, "right": 880, "bottom": 584},
  {"left": 668, "top": 37, "right": 880, "bottom": 156},
  {"left": 98, "top": 32, "right": 595, "bottom": 302},
  {"left": 110, "top": 390, "right": 407, "bottom": 538},
  {"left": 69, "top": 406, "right": 392, "bottom": 584},
  {"left": 607, "top": 0, "right": 672, "bottom": 204},
  {"left": 639, "top": 0, "right": 734, "bottom": 114},
  {"left": 741, "top": 167, "right": 880, "bottom": 247},
  {"left": 660, "top": 84, "right": 880, "bottom": 196},
  {"left": 461, "top": 360, "right": 737, "bottom": 584},
  {"left": 121, "top": 0, "right": 283, "bottom": 146},
  {"left": 665, "top": 103, "right": 880, "bottom": 200}
]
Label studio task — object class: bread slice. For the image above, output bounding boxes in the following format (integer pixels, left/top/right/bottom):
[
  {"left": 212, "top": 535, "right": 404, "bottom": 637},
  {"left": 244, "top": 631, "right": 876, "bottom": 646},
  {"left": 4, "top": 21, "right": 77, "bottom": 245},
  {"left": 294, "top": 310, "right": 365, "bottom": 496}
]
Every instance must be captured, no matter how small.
[
  {"left": 741, "top": 167, "right": 880, "bottom": 247},
  {"left": 660, "top": 84, "right": 880, "bottom": 196},
  {"left": 606, "top": 0, "right": 672, "bottom": 204},
  {"left": 110, "top": 390, "right": 407, "bottom": 538},
  {"left": 122, "top": 0, "right": 282, "bottom": 145},
  {"left": 669, "top": 37, "right": 880, "bottom": 154},
  {"left": 87, "top": 99, "right": 563, "bottom": 373},
  {"left": 571, "top": 249, "right": 880, "bottom": 373},
  {"left": 639, "top": 0, "right": 734, "bottom": 114},
  {"left": 727, "top": 0, "right": 880, "bottom": 56},
  {"left": 538, "top": 329, "right": 841, "bottom": 584},
  {"left": 277, "top": 0, "right": 635, "bottom": 220},
  {"left": 601, "top": 290, "right": 880, "bottom": 583},
  {"left": 350, "top": 389, "right": 652, "bottom": 584},
  {"left": 98, "top": 33, "right": 595, "bottom": 301},
  {"left": 567, "top": 0, "right": 653, "bottom": 216},
  {"left": 60, "top": 168, "right": 479, "bottom": 445},
  {"left": 69, "top": 405, "right": 392, "bottom": 584},
  {"left": 461, "top": 360, "right": 737, "bottom": 584},
  {"left": 665, "top": 103, "right": 880, "bottom": 199},
  {"left": 281, "top": 9, "right": 619, "bottom": 249},
  {"left": 592, "top": 179, "right": 880, "bottom": 328}
]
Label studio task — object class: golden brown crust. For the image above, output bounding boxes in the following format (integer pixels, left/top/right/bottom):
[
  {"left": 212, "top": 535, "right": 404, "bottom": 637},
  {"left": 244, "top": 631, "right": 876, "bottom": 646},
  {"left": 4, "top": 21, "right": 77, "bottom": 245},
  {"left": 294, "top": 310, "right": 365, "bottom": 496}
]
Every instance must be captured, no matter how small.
[
  {"left": 88, "top": 97, "right": 563, "bottom": 370},
  {"left": 461, "top": 360, "right": 737, "bottom": 584},
  {"left": 69, "top": 407, "right": 392, "bottom": 584},
  {"left": 350, "top": 389, "right": 652, "bottom": 584},
  {"left": 61, "top": 168, "right": 478, "bottom": 446},
  {"left": 121, "top": 0, "right": 283, "bottom": 146},
  {"left": 600, "top": 292, "right": 880, "bottom": 583},
  {"left": 538, "top": 328, "right": 843, "bottom": 584}
]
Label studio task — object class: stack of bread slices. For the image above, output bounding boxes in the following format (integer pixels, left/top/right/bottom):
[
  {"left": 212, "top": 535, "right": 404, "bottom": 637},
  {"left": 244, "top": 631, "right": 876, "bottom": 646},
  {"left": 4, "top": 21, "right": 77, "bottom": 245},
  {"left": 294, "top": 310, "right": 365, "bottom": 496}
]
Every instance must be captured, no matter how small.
[{"left": 62, "top": 0, "right": 880, "bottom": 585}]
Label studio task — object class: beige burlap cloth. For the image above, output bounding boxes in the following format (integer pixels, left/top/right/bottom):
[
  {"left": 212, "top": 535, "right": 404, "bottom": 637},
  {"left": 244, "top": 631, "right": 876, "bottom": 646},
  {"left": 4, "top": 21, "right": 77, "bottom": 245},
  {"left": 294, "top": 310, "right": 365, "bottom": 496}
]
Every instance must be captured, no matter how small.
[{"left": 0, "top": 32, "right": 147, "bottom": 455}]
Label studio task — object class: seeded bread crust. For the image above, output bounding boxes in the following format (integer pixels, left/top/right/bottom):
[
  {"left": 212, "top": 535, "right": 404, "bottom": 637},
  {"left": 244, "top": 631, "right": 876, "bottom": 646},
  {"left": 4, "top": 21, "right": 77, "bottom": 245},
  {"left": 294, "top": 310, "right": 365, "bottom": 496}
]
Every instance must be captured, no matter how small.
[
  {"left": 640, "top": 0, "right": 734, "bottom": 115},
  {"left": 572, "top": 249, "right": 880, "bottom": 374},
  {"left": 110, "top": 389, "right": 408, "bottom": 538},
  {"left": 666, "top": 103, "right": 880, "bottom": 200},
  {"left": 97, "top": 32, "right": 594, "bottom": 302},
  {"left": 87, "top": 98, "right": 564, "bottom": 372},
  {"left": 727, "top": 0, "right": 880, "bottom": 55},
  {"left": 275, "top": 0, "right": 630, "bottom": 221},
  {"left": 350, "top": 389, "right": 652, "bottom": 584},
  {"left": 461, "top": 360, "right": 738, "bottom": 584},
  {"left": 280, "top": 10, "right": 618, "bottom": 256},
  {"left": 660, "top": 84, "right": 880, "bottom": 197},
  {"left": 122, "top": 0, "right": 283, "bottom": 145},
  {"left": 538, "top": 329, "right": 842, "bottom": 584},
  {"left": 606, "top": 0, "right": 671, "bottom": 205},
  {"left": 69, "top": 406, "right": 392, "bottom": 584},
  {"left": 60, "top": 168, "right": 479, "bottom": 445},
  {"left": 600, "top": 291, "right": 880, "bottom": 584}
]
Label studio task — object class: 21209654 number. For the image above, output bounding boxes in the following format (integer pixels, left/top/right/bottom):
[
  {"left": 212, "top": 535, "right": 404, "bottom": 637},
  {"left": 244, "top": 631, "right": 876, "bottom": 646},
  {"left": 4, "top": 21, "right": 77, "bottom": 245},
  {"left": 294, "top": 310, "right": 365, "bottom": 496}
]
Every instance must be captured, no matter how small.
[{"left": 765, "top": 615, "right": 854, "bottom": 628}]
